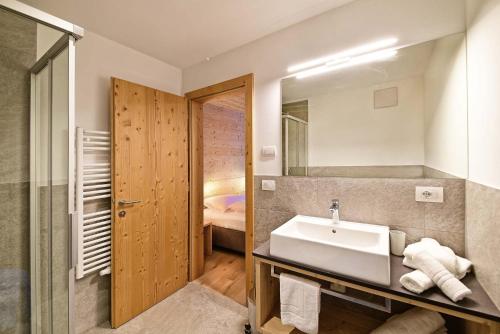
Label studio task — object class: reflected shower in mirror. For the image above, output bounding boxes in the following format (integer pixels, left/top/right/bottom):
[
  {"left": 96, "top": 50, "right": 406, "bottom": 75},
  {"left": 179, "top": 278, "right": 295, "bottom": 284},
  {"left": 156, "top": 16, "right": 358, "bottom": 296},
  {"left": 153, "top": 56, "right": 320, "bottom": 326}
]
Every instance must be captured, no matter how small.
[{"left": 282, "top": 32, "right": 467, "bottom": 179}]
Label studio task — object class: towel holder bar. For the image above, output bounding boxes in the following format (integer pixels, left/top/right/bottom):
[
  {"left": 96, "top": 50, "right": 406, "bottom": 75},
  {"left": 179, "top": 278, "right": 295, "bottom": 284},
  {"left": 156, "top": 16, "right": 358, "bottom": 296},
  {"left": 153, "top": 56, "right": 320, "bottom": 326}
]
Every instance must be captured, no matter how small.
[
  {"left": 270, "top": 264, "right": 392, "bottom": 313},
  {"left": 76, "top": 127, "right": 112, "bottom": 279}
]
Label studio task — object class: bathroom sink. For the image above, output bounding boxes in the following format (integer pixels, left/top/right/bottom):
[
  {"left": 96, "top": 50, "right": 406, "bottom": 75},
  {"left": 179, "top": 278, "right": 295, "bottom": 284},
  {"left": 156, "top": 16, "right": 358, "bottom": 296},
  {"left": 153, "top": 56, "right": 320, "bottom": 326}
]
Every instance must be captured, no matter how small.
[{"left": 270, "top": 215, "right": 390, "bottom": 286}]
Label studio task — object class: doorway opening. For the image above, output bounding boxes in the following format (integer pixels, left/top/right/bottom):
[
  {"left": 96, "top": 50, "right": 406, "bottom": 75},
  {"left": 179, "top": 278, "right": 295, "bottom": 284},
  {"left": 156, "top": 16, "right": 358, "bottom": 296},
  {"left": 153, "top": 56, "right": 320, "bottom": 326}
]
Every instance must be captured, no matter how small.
[{"left": 186, "top": 74, "right": 254, "bottom": 305}]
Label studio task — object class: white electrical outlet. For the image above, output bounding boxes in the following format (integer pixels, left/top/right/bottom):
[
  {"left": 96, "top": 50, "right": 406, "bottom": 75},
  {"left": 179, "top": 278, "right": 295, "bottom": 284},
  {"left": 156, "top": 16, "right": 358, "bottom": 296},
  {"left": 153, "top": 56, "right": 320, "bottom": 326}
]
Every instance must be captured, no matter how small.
[
  {"left": 415, "top": 186, "right": 444, "bottom": 203},
  {"left": 261, "top": 179, "right": 276, "bottom": 191}
]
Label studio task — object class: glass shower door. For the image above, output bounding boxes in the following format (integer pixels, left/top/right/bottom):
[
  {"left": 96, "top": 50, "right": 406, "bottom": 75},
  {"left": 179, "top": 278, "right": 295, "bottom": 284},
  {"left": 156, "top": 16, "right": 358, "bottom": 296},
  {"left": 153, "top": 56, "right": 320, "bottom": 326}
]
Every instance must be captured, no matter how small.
[
  {"left": 282, "top": 116, "right": 308, "bottom": 176},
  {"left": 30, "top": 35, "right": 75, "bottom": 334}
]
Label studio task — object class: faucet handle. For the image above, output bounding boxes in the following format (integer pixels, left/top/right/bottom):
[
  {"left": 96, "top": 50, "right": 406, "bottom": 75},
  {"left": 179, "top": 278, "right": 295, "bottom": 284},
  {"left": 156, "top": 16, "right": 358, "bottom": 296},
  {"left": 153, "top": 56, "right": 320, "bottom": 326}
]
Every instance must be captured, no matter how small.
[{"left": 330, "top": 199, "right": 339, "bottom": 210}]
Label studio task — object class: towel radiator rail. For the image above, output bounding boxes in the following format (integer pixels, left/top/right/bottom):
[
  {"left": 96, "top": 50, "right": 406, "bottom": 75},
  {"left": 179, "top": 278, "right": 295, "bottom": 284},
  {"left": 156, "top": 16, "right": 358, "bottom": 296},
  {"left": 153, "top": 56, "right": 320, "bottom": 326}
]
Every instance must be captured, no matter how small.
[{"left": 76, "top": 127, "right": 112, "bottom": 279}]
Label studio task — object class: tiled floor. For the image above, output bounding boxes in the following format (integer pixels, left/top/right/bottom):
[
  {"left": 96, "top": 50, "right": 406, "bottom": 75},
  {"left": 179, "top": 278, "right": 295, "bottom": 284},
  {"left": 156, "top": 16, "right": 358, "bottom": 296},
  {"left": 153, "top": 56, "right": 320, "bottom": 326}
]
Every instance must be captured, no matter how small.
[
  {"left": 196, "top": 248, "right": 246, "bottom": 305},
  {"left": 85, "top": 282, "right": 248, "bottom": 334}
]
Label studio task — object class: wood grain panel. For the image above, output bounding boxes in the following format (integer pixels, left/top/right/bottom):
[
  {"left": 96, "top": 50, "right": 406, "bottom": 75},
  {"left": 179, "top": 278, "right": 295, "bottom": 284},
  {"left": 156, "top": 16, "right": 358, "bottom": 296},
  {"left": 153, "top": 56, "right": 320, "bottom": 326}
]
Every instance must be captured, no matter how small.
[
  {"left": 154, "top": 90, "right": 189, "bottom": 301},
  {"left": 244, "top": 74, "right": 254, "bottom": 297},
  {"left": 189, "top": 100, "right": 205, "bottom": 280},
  {"left": 203, "top": 87, "right": 246, "bottom": 112},
  {"left": 203, "top": 103, "right": 245, "bottom": 185},
  {"left": 111, "top": 78, "right": 157, "bottom": 327},
  {"left": 111, "top": 78, "right": 189, "bottom": 327}
]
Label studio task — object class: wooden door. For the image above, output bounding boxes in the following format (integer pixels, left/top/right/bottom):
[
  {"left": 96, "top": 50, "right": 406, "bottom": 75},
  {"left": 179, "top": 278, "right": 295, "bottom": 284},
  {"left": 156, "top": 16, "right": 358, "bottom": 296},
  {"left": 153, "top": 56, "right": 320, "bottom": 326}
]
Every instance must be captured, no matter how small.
[
  {"left": 154, "top": 90, "right": 189, "bottom": 300},
  {"left": 111, "top": 78, "right": 188, "bottom": 327}
]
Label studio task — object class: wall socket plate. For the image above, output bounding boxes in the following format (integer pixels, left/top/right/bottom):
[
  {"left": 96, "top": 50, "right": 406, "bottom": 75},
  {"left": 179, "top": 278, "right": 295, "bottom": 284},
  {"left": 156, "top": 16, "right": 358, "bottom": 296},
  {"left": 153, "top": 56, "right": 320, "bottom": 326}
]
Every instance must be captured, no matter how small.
[
  {"left": 262, "top": 179, "right": 276, "bottom": 191},
  {"left": 415, "top": 186, "right": 444, "bottom": 203}
]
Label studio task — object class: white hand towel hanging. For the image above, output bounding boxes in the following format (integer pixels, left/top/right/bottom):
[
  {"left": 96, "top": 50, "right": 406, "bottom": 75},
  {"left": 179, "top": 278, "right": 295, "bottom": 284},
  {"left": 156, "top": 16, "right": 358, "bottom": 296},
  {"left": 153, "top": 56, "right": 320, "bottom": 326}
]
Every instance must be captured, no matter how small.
[{"left": 280, "top": 273, "right": 321, "bottom": 334}]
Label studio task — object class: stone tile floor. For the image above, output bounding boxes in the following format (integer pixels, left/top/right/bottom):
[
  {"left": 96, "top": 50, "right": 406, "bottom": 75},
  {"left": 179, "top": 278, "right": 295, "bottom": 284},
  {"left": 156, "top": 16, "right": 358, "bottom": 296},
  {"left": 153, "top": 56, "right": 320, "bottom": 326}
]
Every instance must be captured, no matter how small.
[{"left": 85, "top": 282, "right": 248, "bottom": 334}]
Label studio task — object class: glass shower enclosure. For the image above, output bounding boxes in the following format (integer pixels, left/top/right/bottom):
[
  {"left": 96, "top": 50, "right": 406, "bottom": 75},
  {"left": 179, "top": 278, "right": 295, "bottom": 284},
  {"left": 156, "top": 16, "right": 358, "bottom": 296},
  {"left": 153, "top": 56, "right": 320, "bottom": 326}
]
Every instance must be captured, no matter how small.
[
  {"left": 282, "top": 115, "right": 308, "bottom": 176},
  {"left": 0, "top": 1, "right": 81, "bottom": 333}
]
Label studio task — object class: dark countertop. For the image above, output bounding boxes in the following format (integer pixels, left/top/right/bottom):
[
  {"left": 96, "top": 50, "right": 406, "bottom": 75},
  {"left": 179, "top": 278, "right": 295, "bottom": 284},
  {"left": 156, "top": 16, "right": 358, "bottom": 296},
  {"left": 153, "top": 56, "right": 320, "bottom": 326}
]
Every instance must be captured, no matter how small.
[{"left": 253, "top": 241, "right": 500, "bottom": 322}]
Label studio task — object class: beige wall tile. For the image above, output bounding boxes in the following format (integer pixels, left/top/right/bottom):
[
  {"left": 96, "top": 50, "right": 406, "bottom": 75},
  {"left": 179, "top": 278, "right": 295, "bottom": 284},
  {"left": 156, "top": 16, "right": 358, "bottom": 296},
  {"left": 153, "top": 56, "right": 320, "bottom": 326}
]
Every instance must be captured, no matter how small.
[
  {"left": 254, "top": 208, "right": 295, "bottom": 247},
  {"left": 466, "top": 180, "right": 500, "bottom": 308},
  {"left": 254, "top": 176, "right": 465, "bottom": 254},
  {"left": 75, "top": 274, "right": 111, "bottom": 334},
  {"left": 424, "top": 179, "right": 465, "bottom": 233}
]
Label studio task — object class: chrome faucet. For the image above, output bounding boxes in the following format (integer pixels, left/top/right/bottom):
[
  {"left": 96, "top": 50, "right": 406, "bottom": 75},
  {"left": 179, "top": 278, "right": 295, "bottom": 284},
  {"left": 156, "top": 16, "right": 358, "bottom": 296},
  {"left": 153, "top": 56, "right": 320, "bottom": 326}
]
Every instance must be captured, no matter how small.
[{"left": 329, "top": 199, "right": 340, "bottom": 224}]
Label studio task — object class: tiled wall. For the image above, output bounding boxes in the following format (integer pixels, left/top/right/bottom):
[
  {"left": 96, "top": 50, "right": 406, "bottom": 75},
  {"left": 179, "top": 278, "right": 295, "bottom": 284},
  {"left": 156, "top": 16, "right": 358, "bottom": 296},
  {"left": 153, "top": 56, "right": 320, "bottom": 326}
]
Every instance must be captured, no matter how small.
[
  {"left": 0, "top": 9, "right": 36, "bottom": 333},
  {"left": 254, "top": 176, "right": 466, "bottom": 255},
  {"left": 75, "top": 273, "right": 110, "bottom": 333},
  {"left": 466, "top": 181, "right": 500, "bottom": 308}
]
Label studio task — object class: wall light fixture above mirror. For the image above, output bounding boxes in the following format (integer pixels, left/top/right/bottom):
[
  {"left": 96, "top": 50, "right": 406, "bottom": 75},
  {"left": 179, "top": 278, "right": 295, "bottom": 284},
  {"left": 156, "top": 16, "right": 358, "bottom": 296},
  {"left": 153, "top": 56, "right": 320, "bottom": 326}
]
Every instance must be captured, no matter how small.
[{"left": 282, "top": 32, "right": 467, "bottom": 179}]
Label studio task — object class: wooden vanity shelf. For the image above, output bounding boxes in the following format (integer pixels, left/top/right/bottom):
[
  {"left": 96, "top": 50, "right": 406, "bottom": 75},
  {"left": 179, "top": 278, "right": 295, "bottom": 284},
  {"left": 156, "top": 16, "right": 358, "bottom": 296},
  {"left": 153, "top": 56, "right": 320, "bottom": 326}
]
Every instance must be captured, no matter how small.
[
  {"left": 270, "top": 264, "right": 391, "bottom": 313},
  {"left": 254, "top": 242, "right": 500, "bottom": 334}
]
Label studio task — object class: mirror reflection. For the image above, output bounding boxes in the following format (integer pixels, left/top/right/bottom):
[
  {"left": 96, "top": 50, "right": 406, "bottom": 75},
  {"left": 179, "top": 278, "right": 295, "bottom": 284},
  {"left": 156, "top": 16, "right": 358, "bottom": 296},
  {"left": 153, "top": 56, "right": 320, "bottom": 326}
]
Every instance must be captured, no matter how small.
[{"left": 281, "top": 32, "right": 467, "bottom": 179}]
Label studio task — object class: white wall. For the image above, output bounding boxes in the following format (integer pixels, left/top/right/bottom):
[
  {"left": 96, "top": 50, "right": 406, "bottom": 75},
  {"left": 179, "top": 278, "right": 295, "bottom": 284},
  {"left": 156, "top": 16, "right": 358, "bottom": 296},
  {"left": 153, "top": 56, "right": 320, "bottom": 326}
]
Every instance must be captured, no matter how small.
[
  {"left": 424, "top": 33, "right": 468, "bottom": 178},
  {"left": 466, "top": 0, "right": 500, "bottom": 189},
  {"left": 306, "top": 77, "right": 424, "bottom": 166},
  {"left": 183, "top": 0, "right": 465, "bottom": 175},
  {"left": 75, "top": 31, "right": 182, "bottom": 131},
  {"left": 36, "top": 23, "right": 63, "bottom": 59}
]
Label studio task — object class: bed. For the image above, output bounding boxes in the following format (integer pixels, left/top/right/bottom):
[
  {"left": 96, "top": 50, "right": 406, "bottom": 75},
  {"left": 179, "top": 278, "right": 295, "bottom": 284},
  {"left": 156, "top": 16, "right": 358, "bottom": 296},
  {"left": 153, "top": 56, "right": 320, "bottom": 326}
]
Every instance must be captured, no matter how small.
[{"left": 204, "top": 194, "right": 245, "bottom": 253}]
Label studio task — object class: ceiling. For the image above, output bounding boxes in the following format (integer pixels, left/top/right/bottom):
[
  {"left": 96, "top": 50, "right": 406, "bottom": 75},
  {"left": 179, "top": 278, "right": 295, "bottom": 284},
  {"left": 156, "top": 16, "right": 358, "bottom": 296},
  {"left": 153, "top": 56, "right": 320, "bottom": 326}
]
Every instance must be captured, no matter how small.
[{"left": 21, "top": 0, "right": 355, "bottom": 68}]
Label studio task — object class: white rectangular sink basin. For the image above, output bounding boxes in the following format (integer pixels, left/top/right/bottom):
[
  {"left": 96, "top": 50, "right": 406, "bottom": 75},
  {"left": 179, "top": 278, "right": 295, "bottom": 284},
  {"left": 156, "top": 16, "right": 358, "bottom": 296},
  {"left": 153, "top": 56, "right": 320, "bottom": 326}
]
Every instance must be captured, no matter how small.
[{"left": 270, "top": 215, "right": 390, "bottom": 286}]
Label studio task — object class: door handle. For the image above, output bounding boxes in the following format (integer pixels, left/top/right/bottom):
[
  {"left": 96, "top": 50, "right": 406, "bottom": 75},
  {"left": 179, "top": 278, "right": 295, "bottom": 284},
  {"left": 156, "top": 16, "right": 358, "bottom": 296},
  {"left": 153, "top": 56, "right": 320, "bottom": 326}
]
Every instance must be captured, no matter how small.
[{"left": 118, "top": 199, "right": 142, "bottom": 205}]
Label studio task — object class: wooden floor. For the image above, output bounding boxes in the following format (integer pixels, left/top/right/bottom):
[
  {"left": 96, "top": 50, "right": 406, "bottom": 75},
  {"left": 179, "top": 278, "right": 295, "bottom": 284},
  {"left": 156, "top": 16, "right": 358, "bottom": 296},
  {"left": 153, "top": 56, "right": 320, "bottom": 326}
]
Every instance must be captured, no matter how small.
[{"left": 195, "top": 248, "right": 246, "bottom": 306}]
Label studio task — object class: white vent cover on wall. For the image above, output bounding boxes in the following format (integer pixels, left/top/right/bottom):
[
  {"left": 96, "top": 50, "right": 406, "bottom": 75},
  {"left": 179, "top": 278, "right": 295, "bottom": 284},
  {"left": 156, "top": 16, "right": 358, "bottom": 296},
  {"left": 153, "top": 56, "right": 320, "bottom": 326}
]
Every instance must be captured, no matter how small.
[{"left": 374, "top": 87, "right": 398, "bottom": 109}]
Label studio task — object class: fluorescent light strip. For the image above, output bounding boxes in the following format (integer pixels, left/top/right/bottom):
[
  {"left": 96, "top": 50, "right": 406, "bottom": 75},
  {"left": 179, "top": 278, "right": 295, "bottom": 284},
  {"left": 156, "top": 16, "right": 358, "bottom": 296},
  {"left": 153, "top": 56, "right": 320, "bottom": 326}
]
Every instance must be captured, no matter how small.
[
  {"left": 296, "top": 48, "right": 398, "bottom": 79},
  {"left": 288, "top": 37, "right": 398, "bottom": 73}
]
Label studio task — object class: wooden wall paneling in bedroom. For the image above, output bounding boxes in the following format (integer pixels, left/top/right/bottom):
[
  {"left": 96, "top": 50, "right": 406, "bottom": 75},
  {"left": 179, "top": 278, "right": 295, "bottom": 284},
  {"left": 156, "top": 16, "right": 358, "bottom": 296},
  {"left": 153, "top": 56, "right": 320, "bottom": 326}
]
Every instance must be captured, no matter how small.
[
  {"left": 189, "top": 99, "right": 205, "bottom": 280},
  {"left": 111, "top": 78, "right": 189, "bottom": 328},
  {"left": 154, "top": 90, "right": 189, "bottom": 300}
]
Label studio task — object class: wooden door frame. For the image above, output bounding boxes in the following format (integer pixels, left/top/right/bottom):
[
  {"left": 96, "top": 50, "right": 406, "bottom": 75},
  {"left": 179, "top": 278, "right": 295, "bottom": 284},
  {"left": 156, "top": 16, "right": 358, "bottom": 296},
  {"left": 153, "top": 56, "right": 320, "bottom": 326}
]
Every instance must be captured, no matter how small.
[{"left": 186, "top": 73, "right": 254, "bottom": 299}]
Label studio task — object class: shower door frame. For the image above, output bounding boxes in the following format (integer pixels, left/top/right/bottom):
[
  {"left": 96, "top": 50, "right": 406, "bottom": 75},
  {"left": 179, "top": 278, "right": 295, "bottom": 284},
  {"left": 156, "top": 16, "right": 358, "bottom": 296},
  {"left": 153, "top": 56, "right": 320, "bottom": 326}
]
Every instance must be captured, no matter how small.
[
  {"left": 29, "top": 34, "right": 77, "bottom": 334},
  {"left": 0, "top": 1, "right": 82, "bottom": 333}
]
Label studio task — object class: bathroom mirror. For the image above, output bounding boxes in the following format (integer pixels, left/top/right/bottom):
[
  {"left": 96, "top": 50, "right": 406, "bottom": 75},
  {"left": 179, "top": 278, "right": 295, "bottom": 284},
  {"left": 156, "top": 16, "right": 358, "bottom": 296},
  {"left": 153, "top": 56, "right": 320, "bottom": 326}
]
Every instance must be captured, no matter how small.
[{"left": 281, "top": 32, "right": 467, "bottom": 179}]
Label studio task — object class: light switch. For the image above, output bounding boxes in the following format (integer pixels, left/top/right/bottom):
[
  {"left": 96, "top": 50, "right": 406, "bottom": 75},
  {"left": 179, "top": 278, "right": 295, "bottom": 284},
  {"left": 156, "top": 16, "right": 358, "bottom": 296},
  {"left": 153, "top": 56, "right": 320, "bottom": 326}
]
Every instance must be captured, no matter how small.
[
  {"left": 262, "top": 179, "right": 276, "bottom": 191},
  {"left": 415, "top": 186, "right": 444, "bottom": 203},
  {"left": 261, "top": 146, "right": 276, "bottom": 158}
]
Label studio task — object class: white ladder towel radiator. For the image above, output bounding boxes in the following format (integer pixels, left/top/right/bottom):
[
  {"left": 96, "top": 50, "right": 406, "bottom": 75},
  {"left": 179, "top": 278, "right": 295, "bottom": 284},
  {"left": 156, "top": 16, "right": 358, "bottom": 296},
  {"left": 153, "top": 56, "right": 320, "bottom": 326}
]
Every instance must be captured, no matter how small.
[{"left": 76, "top": 127, "right": 112, "bottom": 279}]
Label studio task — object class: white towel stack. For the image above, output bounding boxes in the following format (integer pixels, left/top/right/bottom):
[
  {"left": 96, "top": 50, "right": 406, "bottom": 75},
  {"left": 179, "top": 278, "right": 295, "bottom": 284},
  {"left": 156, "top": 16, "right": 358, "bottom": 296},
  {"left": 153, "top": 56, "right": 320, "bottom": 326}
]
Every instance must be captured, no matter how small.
[
  {"left": 280, "top": 273, "right": 321, "bottom": 334},
  {"left": 399, "top": 238, "right": 473, "bottom": 302},
  {"left": 371, "top": 307, "right": 446, "bottom": 334}
]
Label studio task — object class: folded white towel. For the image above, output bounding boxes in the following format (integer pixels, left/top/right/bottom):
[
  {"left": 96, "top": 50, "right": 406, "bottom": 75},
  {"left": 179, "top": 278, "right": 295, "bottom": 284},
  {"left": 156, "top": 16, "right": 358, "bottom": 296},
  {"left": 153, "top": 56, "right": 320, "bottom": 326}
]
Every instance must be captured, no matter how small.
[
  {"left": 280, "top": 273, "right": 321, "bottom": 334},
  {"left": 403, "top": 238, "right": 457, "bottom": 273},
  {"left": 400, "top": 257, "right": 472, "bottom": 295},
  {"left": 413, "top": 251, "right": 472, "bottom": 302},
  {"left": 403, "top": 238, "right": 472, "bottom": 278},
  {"left": 371, "top": 307, "right": 445, "bottom": 334}
]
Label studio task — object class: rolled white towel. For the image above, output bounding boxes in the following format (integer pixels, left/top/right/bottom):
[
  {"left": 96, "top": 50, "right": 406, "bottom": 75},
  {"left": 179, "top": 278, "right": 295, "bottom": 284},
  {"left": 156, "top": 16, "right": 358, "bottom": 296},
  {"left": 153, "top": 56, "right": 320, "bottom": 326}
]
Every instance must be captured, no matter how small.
[
  {"left": 400, "top": 270, "right": 434, "bottom": 294},
  {"left": 455, "top": 256, "right": 473, "bottom": 279},
  {"left": 400, "top": 257, "right": 473, "bottom": 294},
  {"left": 413, "top": 251, "right": 472, "bottom": 302},
  {"left": 371, "top": 307, "right": 445, "bottom": 334},
  {"left": 433, "top": 327, "right": 448, "bottom": 334}
]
